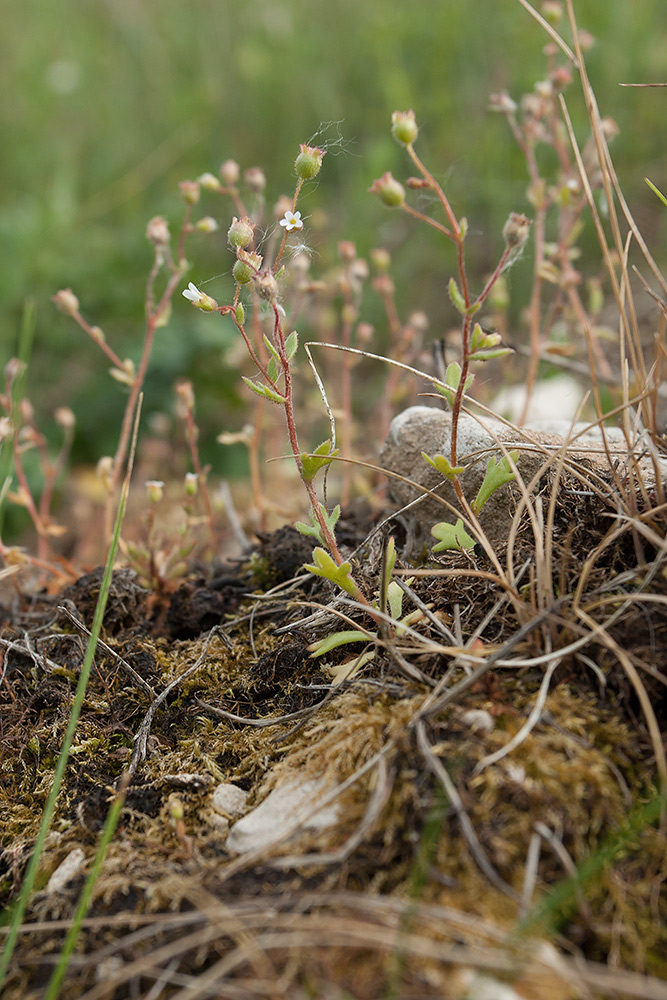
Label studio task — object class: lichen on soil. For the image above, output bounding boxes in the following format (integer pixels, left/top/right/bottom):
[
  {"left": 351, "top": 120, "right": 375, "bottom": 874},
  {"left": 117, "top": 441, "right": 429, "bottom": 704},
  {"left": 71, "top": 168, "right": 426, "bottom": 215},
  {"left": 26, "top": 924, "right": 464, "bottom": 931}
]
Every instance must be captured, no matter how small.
[{"left": 1, "top": 472, "right": 667, "bottom": 999}]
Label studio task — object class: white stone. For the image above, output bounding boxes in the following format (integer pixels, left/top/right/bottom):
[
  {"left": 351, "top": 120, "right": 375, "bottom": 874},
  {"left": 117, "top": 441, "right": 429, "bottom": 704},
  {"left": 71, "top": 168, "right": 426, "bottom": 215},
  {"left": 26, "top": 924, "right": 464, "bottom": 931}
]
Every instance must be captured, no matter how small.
[
  {"left": 211, "top": 782, "right": 248, "bottom": 819},
  {"left": 46, "top": 847, "right": 86, "bottom": 894},
  {"left": 226, "top": 776, "right": 340, "bottom": 855}
]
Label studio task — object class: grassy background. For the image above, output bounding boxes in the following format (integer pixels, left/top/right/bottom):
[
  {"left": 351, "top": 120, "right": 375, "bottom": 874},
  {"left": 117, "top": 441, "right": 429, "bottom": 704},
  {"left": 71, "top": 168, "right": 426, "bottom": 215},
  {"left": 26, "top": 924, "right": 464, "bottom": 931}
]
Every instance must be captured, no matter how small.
[{"left": 2, "top": 0, "right": 666, "bottom": 472}]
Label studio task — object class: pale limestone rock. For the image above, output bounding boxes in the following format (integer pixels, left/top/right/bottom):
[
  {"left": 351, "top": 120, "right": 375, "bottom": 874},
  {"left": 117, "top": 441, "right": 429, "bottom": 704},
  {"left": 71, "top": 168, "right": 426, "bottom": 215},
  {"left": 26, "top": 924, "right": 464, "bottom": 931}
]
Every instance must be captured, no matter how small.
[{"left": 379, "top": 405, "right": 665, "bottom": 545}]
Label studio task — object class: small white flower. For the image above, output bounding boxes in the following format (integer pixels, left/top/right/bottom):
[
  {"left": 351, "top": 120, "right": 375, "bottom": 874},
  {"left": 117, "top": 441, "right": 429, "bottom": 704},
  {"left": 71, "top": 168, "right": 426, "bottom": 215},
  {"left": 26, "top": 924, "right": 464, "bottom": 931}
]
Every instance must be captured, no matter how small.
[
  {"left": 279, "top": 210, "right": 303, "bottom": 232},
  {"left": 182, "top": 282, "right": 218, "bottom": 311}
]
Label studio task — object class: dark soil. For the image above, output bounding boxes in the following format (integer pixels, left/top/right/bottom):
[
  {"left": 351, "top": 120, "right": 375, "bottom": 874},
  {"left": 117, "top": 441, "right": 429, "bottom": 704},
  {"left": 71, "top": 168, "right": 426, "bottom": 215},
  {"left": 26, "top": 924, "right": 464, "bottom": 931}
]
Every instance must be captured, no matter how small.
[{"left": 1, "top": 488, "right": 667, "bottom": 1000}]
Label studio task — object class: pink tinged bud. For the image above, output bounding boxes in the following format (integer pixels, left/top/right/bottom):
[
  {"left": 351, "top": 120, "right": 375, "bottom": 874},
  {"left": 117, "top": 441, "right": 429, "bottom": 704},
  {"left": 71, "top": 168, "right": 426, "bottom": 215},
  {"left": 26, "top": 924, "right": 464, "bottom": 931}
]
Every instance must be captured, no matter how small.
[
  {"left": 179, "top": 180, "right": 201, "bottom": 205},
  {"left": 600, "top": 117, "right": 619, "bottom": 140},
  {"left": 391, "top": 109, "right": 419, "bottom": 145},
  {"left": 369, "top": 172, "right": 405, "bottom": 208},
  {"left": 252, "top": 270, "right": 278, "bottom": 303},
  {"left": 503, "top": 212, "right": 532, "bottom": 251},
  {"left": 541, "top": 1, "right": 563, "bottom": 25},
  {"left": 220, "top": 159, "right": 240, "bottom": 186},
  {"left": 198, "top": 172, "right": 222, "bottom": 191},
  {"left": 182, "top": 282, "right": 219, "bottom": 311},
  {"left": 489, "top": 91, "right": 518, "bottom": 114},
  {"left": 338, "top": 241, "right": 356, "bottom": 263},
  {"left": 273, "top": 195, "right": 293, "bottom": 220},
  {"left": 4, "top": 358, "right": 24, "bottom": 385},
  {"left": 145, "top": 480, "right": 165, "bottom": 503},
  {"left": 577, "top": 29, "right": 595, "bottom": 52},
  {"left": 146, "top": 216, "right": 170, "bottom": 246},
  {"left": 176, "top": 380, "right": 195, "bottom": 410},
  {"left": 53, "top": 288, "right": 79, "bottom": 316},
  {"left": 227, "top": 216, "right": 254, "bottom": 249},
  {"left": 294, "top": 144, "right": 326, "bottom": 180},
  {"left": 194, "top": 216, "right": 219, "bottom": 233},
  {"left": 550, "top": 65, "right": 572, "bottom": 90},
  {"left": 244, "top": 167, "right": 266, "bottom": 193},
  {"left": 356, "top": 322, "right": 374, "bottom": 345}
]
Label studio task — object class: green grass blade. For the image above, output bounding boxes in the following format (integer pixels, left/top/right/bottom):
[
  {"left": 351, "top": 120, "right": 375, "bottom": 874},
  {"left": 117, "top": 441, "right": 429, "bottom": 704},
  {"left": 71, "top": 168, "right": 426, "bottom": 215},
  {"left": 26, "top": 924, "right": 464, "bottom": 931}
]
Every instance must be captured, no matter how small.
[{"left": 645, "top": 176, "right": 667, "bottom": 208}]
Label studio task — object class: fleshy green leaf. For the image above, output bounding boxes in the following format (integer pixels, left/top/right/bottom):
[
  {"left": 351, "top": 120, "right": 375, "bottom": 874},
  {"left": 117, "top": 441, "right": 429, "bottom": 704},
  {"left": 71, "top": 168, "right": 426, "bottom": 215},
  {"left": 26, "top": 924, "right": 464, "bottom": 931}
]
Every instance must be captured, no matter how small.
[
  {"left": 422, "top": 452, "right": 464, "bottom": 478},
  {"left": 267, "top": 356, "right": 279, "bottom": 382},
  {"left": 472, "top": 450, "right": 519, "bottom": 514},
  {"left": 285, "top": 330, "right": 299, "bottom": 360},
  {"left": 431, "top": 518, "right": 476, "bottom": 552},
  {"left": 308, "top": 629, "right": 371, "bottom": 656},
  {"left": 387, "top": 579, "right": 404, "bottom": 622},
  {"left": 241, "top": 376, "right": 286, "bottom": 404},
  {"left": 262, "top": 335, "right": 280, "bottom": 362},
  {"left": 448, "top": 277, "right": 466, "bottom": 314}
]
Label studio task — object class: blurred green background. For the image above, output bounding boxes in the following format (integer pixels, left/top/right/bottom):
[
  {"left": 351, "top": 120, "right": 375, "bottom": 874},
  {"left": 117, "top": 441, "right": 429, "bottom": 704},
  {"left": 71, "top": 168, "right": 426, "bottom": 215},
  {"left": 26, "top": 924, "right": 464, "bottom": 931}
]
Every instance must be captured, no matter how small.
[{"left": 2, "top": 0, "right": 666, "bottom": 474}]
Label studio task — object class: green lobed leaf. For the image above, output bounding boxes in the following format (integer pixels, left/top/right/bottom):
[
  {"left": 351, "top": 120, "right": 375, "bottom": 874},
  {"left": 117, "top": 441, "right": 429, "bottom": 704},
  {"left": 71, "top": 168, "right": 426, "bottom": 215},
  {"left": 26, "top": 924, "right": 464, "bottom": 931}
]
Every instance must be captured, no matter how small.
[
  {"left": 431, "top": 518, "right": 476, "bottom": 552},
  {"left": 422, "top": 451, "right": 465, "bottom": 478},
  {"left": 471, "top": 450, "right": 519, "bottom": 514},
  {"left": 300, "top": 440, "right": 339, "bottom": 483}
]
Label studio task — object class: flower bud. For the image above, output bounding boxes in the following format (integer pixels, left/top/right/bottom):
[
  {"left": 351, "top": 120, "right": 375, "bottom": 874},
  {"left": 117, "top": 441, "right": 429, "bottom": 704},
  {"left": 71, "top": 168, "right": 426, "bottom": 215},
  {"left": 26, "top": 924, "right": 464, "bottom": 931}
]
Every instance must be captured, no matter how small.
[
  {"left": 541, "top": 1, "right": 563, "bottom": 25},
  {"left": 220, "top": 159, "right": 240, "bottom": 186},
  {"left": 227, "top": 216, "right": 254, "bottom": 249},
  {"left": 489, "top": 91, "right": 517, "bottom": 115},
  {"left": 369, "top": 172, "right": 405, "bottom": 208},
  {"left": 244, "top": 167, "right": 266, "bottom": 193},
  {"left": 0, "top": 416, "right": 12, "bottom": 443},
  {"left": 273, "top": 194, "right": 293, "bottom": 220},
  {"left": 146, "top": 216, "right": 170, "bottom": 247},
  {"left": 356, "top": 322, "right": 374, "bottom": 345},
  {"left": 198, "top": 172, "right": 222, "bottom": 191},
  {"left": 184, "top": 472, "right": 199, "bottom": 497},
  {"left": 194, "top": 216, "right": 219, "bottom": 233},
  {"left": 54, "top": 406, "right": 75, "bottom": 430},
  {"left": 502, "top": 212, "right": 532, "bottom": 251},
  {"left": 176, "top": 380, "right": 195, "bottom": 411},
  {"left": 252, "top": 270, "right": 278, "bottom": 303},
  {"left": 370, "top": 248, "right": 391, "bottom": 272},
  {"left": 338, "top": 241, "right": 356, "bottom": 263},
  {"left": 391, "top": 110, "right": 418, "bottom": 145},
  {"left": 179, "top": 180, "right": 200, "bottom": 205},
  {"left": 96, "top": 456, "right": 114, "bottom": 491},
  {"left": 182, "top": 282, "right": 219, "bottom": 311},
  {"left": 294, "top": 143, "right": 325, "bottom": 180},
  {"left": 146, "top": 480, "right": 165, "bottom": 504},
  {"left": 4, "top": 358, "right": 24, "bottom": 385},
  {"left": 233, "top": 249, "right": 262, "bottom": 285},
  {"left": 52, "top": 288, "right": 79, "bottom": 316}
]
